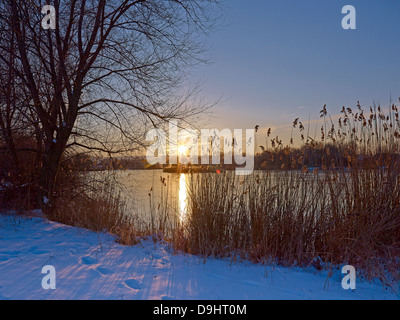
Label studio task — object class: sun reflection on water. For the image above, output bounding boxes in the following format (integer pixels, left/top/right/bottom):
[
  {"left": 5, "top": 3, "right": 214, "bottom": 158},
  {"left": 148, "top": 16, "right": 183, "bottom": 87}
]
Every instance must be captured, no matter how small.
[{"left": 178, "top": 174, "right": 188, "bottom": 222}]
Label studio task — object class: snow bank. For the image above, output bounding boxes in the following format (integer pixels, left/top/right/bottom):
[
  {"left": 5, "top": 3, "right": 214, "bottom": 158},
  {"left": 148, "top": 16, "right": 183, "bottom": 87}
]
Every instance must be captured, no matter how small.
[{"left": 0, "top": 214, "right": 397, "bottom": 300}]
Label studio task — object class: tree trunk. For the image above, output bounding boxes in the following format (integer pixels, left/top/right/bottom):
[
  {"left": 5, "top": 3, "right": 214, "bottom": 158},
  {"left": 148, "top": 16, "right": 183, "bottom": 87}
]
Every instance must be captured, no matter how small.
[{"left": 38, "top": 138, "right": 66, "bottom": 214}]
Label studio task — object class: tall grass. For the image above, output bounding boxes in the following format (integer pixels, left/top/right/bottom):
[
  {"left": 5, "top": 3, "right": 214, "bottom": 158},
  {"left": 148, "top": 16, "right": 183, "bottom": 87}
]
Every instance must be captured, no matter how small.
[
  {"left": 172, "top": 102, "right": 400, "bottom": 293},
  {"left": 49, "top": 169, "right": 143, "bottom": 246}
]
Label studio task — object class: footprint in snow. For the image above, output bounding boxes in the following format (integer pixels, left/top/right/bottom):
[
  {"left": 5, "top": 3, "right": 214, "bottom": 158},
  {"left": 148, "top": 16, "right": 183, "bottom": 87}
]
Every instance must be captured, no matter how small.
[
  {"left": 0, "top": 251, "right": 17, "bottom": 255},
  {"left": 80, "top": 256, "right": 98, "bottom": 265},
  {"left": 30, "top": 249, "right": 49, "bottom": 255},
  {"left": 124, "top": 279, "right": 141, "bottom": 290},
  {"left": 151, "top": 253, "right": 162, "bottom": 259},
  {"left": 96, "top": 267, "right": 113, "bottom": 275},
  {"left": 0, "top": 256, "right": 10, "bottom": 262}
]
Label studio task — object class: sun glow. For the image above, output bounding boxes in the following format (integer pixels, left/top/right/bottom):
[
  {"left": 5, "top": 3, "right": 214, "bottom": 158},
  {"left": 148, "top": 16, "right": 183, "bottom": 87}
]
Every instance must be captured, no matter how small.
[{"left": 178, "top": 145, "right": 189, "bottom": 156}]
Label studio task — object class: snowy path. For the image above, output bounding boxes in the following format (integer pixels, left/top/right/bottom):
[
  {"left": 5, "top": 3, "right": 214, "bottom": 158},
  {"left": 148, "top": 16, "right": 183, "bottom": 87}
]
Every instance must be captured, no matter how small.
[{"left": 0, "top": 214, "right": 397, "bottom": 300}]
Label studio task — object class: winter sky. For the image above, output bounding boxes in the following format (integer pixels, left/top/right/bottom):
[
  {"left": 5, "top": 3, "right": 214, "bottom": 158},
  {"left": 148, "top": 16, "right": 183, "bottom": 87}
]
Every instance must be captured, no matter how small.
[{"left": 194, "top": 0, "right": 400, "bottom": 144}]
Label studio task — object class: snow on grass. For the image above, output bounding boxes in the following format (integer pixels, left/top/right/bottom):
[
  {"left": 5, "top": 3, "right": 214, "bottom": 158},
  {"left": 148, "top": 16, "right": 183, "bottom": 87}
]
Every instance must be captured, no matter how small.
[{"left": 0, "top": 213, "right": 397, "bottom": 300}]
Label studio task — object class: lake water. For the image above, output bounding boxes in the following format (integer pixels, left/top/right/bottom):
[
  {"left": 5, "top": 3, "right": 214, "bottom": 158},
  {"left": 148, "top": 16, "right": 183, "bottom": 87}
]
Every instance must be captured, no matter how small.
[
  {"left": 101, "top": 169, "right": 258, "bottom": 227},
  {"left": 93, "top": 169, "right": 340, "bottom": 230},
  {"left": 112, "top": 170, "right": 189, "bottom": 225}
]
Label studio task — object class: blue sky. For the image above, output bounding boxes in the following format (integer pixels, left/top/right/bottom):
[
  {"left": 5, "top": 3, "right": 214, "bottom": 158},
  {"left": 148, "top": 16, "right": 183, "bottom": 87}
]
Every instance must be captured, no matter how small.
[{"left": 194, "top": 0, "right": 400, "bottom": 143}]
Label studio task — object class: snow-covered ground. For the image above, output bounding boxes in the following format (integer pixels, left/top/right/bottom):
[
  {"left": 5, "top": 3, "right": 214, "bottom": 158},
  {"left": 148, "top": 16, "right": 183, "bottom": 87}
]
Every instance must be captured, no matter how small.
[{"left": 0, "top": 213, "right": 397, "bottom": 300}]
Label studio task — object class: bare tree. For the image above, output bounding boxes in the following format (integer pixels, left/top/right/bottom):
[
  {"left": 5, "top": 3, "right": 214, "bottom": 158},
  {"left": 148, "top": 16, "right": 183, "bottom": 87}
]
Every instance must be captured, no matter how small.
[{"left": 0, "top": 0, "right": 220, "bottom": 208}]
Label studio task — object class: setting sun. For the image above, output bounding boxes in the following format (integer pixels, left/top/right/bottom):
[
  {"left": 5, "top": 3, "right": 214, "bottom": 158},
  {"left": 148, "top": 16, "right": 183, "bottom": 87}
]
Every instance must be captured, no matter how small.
[{"left": 178, "top": 145, "right": 189, "bottom": 156}]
